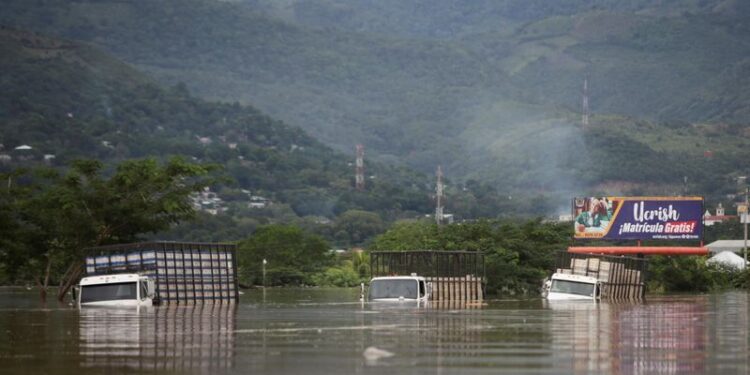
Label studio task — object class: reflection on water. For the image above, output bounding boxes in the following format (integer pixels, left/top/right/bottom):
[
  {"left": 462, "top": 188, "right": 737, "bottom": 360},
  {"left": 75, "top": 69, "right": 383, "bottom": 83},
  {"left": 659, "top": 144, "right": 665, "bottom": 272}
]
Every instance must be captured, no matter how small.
[
  {"left": 617, "top": 298, "right": 708, "bottom": 374},
  {"left": 233, "top": 298, "right": 493, "bottom": 374},
  {"left": 0, "top": 288, "right": 748, "bottom": 374},
  {"left": 547, "top": 300, "right": 612, "bottom": 374},
  {"left": 80, "top": 305, "right": 236, "bottom": 372},
  {"left": 546, "top": 294, "right": 750, "bottom": 375}
]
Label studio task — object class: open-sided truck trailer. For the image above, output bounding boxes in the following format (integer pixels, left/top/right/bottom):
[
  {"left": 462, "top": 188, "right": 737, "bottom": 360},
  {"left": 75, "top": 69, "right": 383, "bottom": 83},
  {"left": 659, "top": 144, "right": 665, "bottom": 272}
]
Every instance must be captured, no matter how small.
[
  {"left": 365, "top": 251, "right": 485, "bottom": 303},
  {"left": 76, "top": 241, "right": 239, "bottom": 307}
]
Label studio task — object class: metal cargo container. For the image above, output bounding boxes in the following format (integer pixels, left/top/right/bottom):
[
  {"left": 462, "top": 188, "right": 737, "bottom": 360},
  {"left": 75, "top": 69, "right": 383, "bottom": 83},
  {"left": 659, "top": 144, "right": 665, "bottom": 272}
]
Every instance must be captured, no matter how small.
[
  {"left": 370, "top": 251, "right": 485, "bottom": 302},
  {"left": 554, "top": 251, "right": 648, "bottom": 300},
  {"left": 85, "top": 242, "right": 239, "bottom": 304}
]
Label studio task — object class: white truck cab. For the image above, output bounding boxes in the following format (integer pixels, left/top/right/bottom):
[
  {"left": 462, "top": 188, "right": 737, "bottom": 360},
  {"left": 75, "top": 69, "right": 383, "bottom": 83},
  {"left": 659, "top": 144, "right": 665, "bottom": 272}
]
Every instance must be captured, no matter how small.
[
  {"left": 545, "top": 273, "right": 600, "bottom": 301},
  {"left": 365, "top": 275, "right": 431, "bottom": 302},
  {"left": 77, "top": 273, "right": 156, "bottom": 307}
]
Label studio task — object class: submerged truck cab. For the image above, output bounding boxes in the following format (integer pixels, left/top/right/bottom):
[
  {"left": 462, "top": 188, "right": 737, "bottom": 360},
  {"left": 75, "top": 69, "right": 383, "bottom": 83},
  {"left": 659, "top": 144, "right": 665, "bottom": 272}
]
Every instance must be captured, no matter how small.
[
  {"left": 545, "top": 273, "right": 600, "bottom": 301},
  {"left": 78, "top": 273, "right": 156, "bottom": 307},
  {"left": 366, "top": 275, "right": 430, "bottom": 302}
]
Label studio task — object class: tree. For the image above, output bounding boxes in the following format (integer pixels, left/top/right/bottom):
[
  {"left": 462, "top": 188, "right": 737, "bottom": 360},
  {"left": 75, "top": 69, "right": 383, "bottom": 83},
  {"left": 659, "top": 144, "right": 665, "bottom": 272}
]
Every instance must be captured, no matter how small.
[
  {"left": 333, "top": 210, "right": 385, "bottom": 247},
  {"left": 237, "top": 225, "right": 331, "bottom": 286},
  {"left": 368, "top": 219, "right": 440, "bottom": 251},
  {"left": 0, "top": 157, "right": 218, "bottom": 301}
]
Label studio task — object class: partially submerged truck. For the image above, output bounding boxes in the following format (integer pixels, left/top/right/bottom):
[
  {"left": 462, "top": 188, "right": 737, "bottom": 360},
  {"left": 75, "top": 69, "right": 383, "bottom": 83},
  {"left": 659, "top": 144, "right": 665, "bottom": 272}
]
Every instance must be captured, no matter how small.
[
  {"left": 79, "top": 273, "right": 156, "bottom": 307},
  {"left": 365, "top": 251, "right": 485, "bottom": 303},
  {"left": 77, "top": 241, "right": 238, "bottom": 307},
  {"left": 545, "top": 273, "right": 600, "bottom": 300},
  {"left": 544, "top": 251, "right": 648, "bottom": 301},
  {"left": 365, "top": 275, "right": 431, "bottom": 302}
]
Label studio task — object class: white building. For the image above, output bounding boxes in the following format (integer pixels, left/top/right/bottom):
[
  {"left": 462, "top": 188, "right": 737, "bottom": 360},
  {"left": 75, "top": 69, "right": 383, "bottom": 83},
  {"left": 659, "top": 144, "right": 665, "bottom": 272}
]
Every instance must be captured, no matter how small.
[
  {"left": 558, "top": 214, "right": 574, "bottom": 222},
  {"left": 191, "top": 187, "right": 225, "bottom": 214},
  {"left": 248, "top": 195, "right": 270, "bottom": 209},
  {"left": 706, "top": 240, "right": 750, "bottom": 255},
  {"left": 703, "top": 203, "right": 735, "bottom": 226},
  {"left": 707, "top": 251, "right": 747, "bottom": 270}
]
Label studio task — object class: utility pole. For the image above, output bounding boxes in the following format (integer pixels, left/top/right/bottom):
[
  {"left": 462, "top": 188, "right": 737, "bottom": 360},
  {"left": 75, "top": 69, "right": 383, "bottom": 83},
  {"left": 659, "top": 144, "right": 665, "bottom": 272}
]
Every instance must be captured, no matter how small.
[
  {"left": 683, "top": 176, "right": 688, "bottom": 196},
  {"left": 582, "top": 77, "right": 590, "bottom": 128},
  {"left": 355, "top": 144, "right": 365, "bottom": 191},
  {"left": 435, "top": 165, "right": 444, "bottom": 225},
  {"left": 745, "top": 188, "right": 748, "bottom": 264}
]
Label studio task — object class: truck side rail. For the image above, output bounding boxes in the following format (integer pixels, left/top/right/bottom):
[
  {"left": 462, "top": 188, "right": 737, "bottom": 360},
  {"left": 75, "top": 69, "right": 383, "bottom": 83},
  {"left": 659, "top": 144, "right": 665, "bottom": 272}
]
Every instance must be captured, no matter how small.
[{"left": 83, "top": 241, "right": 239, "bottom": 305}]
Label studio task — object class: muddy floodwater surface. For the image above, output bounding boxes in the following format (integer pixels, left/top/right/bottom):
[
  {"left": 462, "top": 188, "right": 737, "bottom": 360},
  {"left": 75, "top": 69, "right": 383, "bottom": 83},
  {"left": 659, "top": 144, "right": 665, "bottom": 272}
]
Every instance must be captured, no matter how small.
[{"left": 0, "top": 288, "right": 749, "bottom": 374}]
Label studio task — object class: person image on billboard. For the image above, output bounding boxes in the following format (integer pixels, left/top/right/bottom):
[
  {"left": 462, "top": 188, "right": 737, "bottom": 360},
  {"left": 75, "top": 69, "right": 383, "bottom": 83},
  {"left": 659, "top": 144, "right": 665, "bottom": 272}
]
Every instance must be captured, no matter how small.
[{"left": 575, "top": 197, "right": 613, "bottom": 234}]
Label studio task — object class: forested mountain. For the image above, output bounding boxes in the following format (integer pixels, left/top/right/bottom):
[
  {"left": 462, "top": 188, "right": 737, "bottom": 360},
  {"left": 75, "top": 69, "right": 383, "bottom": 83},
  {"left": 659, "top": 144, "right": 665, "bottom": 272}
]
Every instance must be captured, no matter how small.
[
  {"left": 241, "top": 0, "right": 750, "bottom": 125},
  {"left": 244, "top": 0, "right": 728, "bottom": 39},
  {"left": 0, "top": 28, "right": 438, "bottom": 230},
  {"left": 2, "top": 26, "right": 567, "bottom": 249},
  {"left": 3, "top": 0, "right": 750, "bottom": 209}
]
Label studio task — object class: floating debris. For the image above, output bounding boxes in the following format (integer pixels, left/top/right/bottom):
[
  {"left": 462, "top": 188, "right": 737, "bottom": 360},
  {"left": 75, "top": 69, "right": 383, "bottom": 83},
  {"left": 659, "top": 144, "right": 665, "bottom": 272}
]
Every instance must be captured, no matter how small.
[{"left": 363, "top": 346, "right": 394, "bottom": 362}]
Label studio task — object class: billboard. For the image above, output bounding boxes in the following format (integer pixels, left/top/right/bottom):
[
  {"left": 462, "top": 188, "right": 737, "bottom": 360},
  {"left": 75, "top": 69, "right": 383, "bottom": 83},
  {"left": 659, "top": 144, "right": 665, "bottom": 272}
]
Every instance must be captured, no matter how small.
[{"left": 573, "top": 197, "right": 703, "bottom": 240}]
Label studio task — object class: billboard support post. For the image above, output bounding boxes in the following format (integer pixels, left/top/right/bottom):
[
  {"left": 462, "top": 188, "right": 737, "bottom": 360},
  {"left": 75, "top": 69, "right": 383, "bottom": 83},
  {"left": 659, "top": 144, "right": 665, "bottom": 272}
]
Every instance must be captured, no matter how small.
[
  {"left": 744, "top": 188, "right": 748, "bottom": 264},
  {"left": 739, "top": 196, "right": 748, "bottom": 264}
]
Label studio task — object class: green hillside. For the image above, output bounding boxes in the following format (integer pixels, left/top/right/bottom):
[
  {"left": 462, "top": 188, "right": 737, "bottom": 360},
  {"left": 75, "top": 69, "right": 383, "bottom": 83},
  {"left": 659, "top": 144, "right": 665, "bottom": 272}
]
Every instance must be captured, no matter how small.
[
  {"left": 1, "top": 27, "right": 572, "bottom": 246},
  {"left": 0, "top": 0, "right": 510, "bottom": 171},
  {"left": 246, "top": 0, "right": 750, "bottom": 122},
  {"left": 245, "top": 0, "right": 719, "bottom": 39},
  {"left": 0, "top": 28, "right": 437, "bottom": 231}
]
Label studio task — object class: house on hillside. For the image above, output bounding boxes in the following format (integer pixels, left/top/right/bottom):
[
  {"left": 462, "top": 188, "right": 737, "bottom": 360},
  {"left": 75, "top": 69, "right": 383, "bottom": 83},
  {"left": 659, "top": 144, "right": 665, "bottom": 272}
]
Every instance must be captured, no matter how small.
[
  {"left": 704, "top": 203, "right": 735, "bottom": 226},
  {"left": 557, "top": 214, "right": 573, "bottom": 222},
  {"left": 191, "top": 187, "right": 226, "bottom": 215},
  {"left": 248, "top": 195, "right": 270, "bottom": 209},
  {"left": 13, "top": 145, "right": 35, "bottom": 161}
]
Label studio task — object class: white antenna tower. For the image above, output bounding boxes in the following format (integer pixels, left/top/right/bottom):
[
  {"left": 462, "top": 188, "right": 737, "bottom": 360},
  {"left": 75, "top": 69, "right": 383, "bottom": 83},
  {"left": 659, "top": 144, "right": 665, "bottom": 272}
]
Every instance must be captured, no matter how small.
[
  {"left": 355, "top": 144, "right": 365, "bottom": 191},
  {"left": 435, "top": 165, "right": 444, "bottom": 225},
  {"left": 582, "top": 77, "right": 590, "bottom": 128}
]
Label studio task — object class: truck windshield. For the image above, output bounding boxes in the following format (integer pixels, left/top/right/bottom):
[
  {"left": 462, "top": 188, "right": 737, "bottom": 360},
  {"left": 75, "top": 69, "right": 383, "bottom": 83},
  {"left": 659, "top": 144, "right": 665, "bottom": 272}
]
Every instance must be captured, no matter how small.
[
  {"left": 81, "top": 282, "right": 137, "bottom": 303},
  {"left": 369, "top": 279, "right": 418, "bottom": 299},
  {"left": 550, "top": 279, "right": 595, "bottom": 297}
]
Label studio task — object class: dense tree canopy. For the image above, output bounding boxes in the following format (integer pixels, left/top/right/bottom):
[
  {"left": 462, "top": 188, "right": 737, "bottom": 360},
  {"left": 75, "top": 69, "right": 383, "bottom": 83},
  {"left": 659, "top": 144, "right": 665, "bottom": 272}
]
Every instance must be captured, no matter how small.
[
  {"left": 370, "top": 219, "right": 750, "bottom": 295},
  {"left": 0, "top": 157, "right": 217, "bottom": 299},
  {"left": 370, "top": 219, "right": 571, "bottom": 295},
  {"left": 237, "top": 224, "right": 332, "bottom": 286}
]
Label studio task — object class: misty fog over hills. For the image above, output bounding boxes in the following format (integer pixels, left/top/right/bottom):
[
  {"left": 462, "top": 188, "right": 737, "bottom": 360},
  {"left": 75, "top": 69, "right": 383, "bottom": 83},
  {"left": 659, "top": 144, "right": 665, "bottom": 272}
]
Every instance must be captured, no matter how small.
[{"left": 3, "top": 0, "right": 750, "bottom": 214}]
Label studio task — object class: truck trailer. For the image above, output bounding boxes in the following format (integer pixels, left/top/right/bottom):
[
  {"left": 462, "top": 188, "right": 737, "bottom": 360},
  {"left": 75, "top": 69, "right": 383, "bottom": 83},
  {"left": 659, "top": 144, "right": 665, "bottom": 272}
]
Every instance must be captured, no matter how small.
[
  {"left": 367, "top": 251, "right": 485, "bottom": 303},
  {"left": 78, "top": 241, "right": 239, "bottom": 307},
  {"left": 544, "top": 251, "right": 648, "bottom": 301}
]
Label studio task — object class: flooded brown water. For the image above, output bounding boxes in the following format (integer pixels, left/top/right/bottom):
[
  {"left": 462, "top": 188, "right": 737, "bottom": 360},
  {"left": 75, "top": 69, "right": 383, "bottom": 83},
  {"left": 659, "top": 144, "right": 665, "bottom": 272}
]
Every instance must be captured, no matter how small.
[{"left": 0, "top": 288, "right": 748, "bottom": 374}]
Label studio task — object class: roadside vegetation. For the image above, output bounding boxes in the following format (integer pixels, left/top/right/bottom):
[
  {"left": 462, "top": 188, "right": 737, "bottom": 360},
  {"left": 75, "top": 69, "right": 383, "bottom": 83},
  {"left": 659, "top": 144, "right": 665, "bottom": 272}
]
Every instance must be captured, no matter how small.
[
  {"left": 3, "top": 2, "right": 750, "bottom": 298},
  {"left": 234, "top": 218, "right": 750, "bottom": 296},
  {"left": 0, "top": 158, "right": 217, "bottom": 301},
  {"left": 3, "top": 167, "right": 749, "bottom": 299}
]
